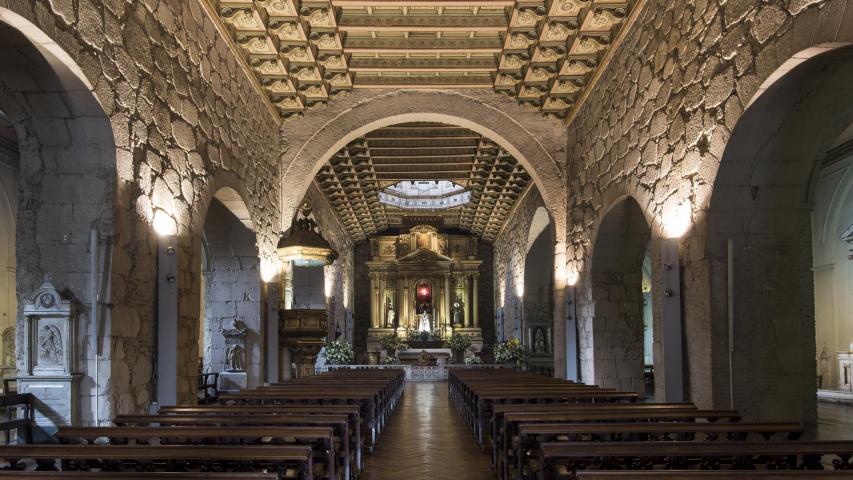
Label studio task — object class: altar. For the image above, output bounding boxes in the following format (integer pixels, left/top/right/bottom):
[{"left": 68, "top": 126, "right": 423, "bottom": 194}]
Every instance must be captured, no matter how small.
[
  {"left": 365, "top": 225, "right": 484, "bottom": 361},
  {"left": 398, "top": 348, "right": 453, "bottom": 366}
]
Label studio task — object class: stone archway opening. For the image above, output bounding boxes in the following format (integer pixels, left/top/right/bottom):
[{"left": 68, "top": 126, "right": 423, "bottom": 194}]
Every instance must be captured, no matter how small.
[
  {"left": 583, "top": 196, "right": 650, "bottom": 393},
  {"left": 705, "top": 44, "right": 853, "bottom": 423},
  {"left": 198, "top": 187, "right": 262, "bottom": 395},
  {"left": 0, "top": 9, "right": 118, "bottom": 424},
  {"left": 523, "top": 207, "right": 555, "bottom": 375}
]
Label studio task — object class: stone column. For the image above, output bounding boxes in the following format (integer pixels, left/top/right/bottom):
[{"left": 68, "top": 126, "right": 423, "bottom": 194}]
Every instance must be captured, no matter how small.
[
  {"left": 472, "top": 273, "right": 479, "bottom": 328},
  {"left": 444, "top": 274, "right": 451, "bottom": 327},
  {"left": 553, "top": 283, "right": 567, "bottom": 380}
]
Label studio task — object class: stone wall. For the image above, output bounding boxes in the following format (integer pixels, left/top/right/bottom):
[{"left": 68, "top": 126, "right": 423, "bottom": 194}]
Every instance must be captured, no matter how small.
[
  {"left": 494, "top": 188, "right": 547, "bottom": 341},
  {"left": 564, "top": 0, "right": 853, "bottom": 421},
  {"left": 0, "top": 0, "right": 282, "bottom": 420},
  {"left": 476, "top": 242, "right": 496, "bottom": 351},
  {"left": 201, "top": 199, "right": 262, "bottom": 388}
]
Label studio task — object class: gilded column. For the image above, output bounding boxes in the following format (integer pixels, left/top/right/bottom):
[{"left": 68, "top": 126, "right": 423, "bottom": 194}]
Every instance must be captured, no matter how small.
[
  {"left": 462, "top": 274, "right": 470, "bottom": 328},
  {"left": 472, "top": 273, "right": 479, "bottom": 328},
  {"left": 379, "top": 274, "right": 386, "bottom": 328}
]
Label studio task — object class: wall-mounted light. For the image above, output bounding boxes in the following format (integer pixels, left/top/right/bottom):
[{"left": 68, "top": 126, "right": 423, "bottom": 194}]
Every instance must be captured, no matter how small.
[
  {"left": 515, "top": 283, "right": 524, "bottom": 298},
  {"left": 260, "top": 257, "right": 281, "bottom": 283},
  {"left": 153, "top": 209, "right": 177, "bottom": 236},
  {"left": 662, "top": 202, "right": 692, "bottom": 239}
]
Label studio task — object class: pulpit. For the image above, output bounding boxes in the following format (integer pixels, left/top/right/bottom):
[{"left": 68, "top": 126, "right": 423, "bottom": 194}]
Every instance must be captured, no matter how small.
[{"left": 280, "top": 309, "right": 328, "bottom": 378}]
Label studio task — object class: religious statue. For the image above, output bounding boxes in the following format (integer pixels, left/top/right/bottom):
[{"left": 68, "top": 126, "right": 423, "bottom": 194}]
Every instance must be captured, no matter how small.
[
  {"left": 452, "top": 300, "right": 464, "bottom": 327},
  {"left": 533, "top": 327, "right": 547, "bottom": 354},
  {"left": 226, "top": 344, "right": 245, "bottom": 372},
  {"left": 437, "top": 236, "right": 447, "bottom": 256},
  {"left": 385, "top": 298, "right": 395, "bottom": 328},
  {"left": 418, "top": 311, "right": 431, "bottom": 332},
  {"left": 38, "top": 324, "right": 63, "bottom": 365}
]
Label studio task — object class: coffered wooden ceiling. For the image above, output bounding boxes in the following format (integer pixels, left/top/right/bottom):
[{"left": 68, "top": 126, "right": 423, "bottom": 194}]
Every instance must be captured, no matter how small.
[
  {"left": 315, "top": 122, "right": 531, "bottom": 241},
  {"left": 211, "top": 0, "right": 633, "bottom": 117}
]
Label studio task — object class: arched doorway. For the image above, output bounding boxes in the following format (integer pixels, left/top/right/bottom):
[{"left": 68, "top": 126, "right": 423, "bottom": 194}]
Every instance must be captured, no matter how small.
[
  {"left": 0, "top": 10, "right": 117, "bottom": 423},
  {"left": 705, "top": 44, "right": 853, "bottom": 422},
  {"left": 583, "top": 197, "right": 651, "bottom": 393},
  {"left": 198, "top": 188, "right": 262, "bottom": 393},
  {"left": 524, "top": 207, "right": 554, "bottom": 375}
]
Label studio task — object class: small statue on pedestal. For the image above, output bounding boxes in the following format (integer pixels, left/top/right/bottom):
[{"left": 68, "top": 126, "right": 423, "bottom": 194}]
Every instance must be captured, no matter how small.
[{"left": 226, "top": 344, "right": 244, "bottom": 372}]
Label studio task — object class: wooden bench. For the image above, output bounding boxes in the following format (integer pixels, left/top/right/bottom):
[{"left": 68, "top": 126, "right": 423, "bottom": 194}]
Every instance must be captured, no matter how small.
[
  {"left": 537, "top": 441, "right": 853, "bottom": 480},
  {"left": 157, "top": 404, "right": 363, "bottom": 473},
  {"left": 0, "top": 473, "right": 278, "bottom": 479},
  {"left": 0, "top": 393, "right": 34, "bottom": 444},
  {"left": 575, "top": 473, "right": 853, "bottom": 479},
  {"left": 0, "top": 444, "right": 312, "bottom": 479},
  {"left": 55, "top": 425, "right": 339, "bottom": 480},
  {"left": 511, "top": 422, "right": 803, "bottom": 480}
]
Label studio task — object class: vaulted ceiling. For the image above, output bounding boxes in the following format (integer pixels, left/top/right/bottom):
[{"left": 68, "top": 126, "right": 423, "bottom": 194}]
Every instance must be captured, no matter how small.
[
  {"left": 211, "top": 0, "right": 634, "bottom": 117},
  {"left": 314, "top": 122, "right": 532, "bottom": 242}
]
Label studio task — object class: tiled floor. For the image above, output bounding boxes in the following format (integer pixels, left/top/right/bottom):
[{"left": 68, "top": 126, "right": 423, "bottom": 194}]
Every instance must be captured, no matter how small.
[
  {"left": 812, "top": 401, "right": 853, "bottom": 440},
  {"left": 363, "top": 381, "right": 491, "bottom": 480}
]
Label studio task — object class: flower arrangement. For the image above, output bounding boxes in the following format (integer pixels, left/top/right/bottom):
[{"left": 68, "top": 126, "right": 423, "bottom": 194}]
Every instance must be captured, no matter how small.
[
  {"left": 379, "top": 333, "right": 409, "bottom": 359},
  {"left": 325, "top": 339, "right": 355, "bottom": 365},
  {"left": 446, "top": 332, "right": 473, "bottom": 354},
  {"left": 493, "top": 338, "right": 526, "bottom": 367},
  {"left": 465, "top": 356, "right": 482, "bottom": 366}
]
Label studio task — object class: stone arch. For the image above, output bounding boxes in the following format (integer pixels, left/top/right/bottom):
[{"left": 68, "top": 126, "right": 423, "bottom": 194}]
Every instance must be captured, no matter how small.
[
  {"left": 523, "top": 206, "right": 555, "bottom": 373},
  {"left": 581, "top": 195, "right": 650, "bottom": 392},
  {"left": 197, "top": 186, "right": 262, "bottom": 394},
  {"left": 0, "top": 8, "right": 119, "bottom": 424},
  {"left": 700, "top": 44, "right": 853, "bottom": 424},
  {"left": 280, "top": 90, "right": 567, "bottom": 243}
]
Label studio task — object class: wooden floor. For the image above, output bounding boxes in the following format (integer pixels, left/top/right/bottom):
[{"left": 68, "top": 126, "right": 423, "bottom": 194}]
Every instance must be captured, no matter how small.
[{"left": 363, "top": 381, "right": 490, "bottom": 479}]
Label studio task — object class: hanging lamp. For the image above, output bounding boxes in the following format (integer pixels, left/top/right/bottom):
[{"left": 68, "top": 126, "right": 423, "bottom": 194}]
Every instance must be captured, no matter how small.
[{"left": 277, "top": 202, "right": 339, "bottom": 267}]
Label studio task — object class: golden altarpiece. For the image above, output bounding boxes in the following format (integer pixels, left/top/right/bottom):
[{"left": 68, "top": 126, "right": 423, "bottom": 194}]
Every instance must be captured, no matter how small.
[{"left": 366, "top": 225, "right": 483, "bottom": 361}]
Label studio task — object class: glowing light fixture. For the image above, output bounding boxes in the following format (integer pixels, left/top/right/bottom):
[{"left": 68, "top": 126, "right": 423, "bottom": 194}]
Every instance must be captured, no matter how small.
[
  {"left": 566, "top": 269, "right": 579, "bottom": 287},
  {"left": 277, "top": 203, "right": 339, "bottom": 267},
  {"left": 260, "top": 257, "right": 282, "bottom": 283},
  {"left": 153, "top": 209, "right": 177, "bottom": 236},
  {"left": 662, "top": 202, "right": 691, "bottom": 238}
]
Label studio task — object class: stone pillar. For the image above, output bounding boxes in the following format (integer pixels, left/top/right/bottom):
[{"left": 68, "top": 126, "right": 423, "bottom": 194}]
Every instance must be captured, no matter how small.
[
  {"left": 553, "top": 284, "right": 567, "bottom": 380},
  {"left": 472, "top": 273, "right": 479, "bottom": 328},
  {"left": 444, "top": 274, "right": 451, "bottom": 327},
  {"left": 281, "top": 261, "right": 294, "bottom": 310}
]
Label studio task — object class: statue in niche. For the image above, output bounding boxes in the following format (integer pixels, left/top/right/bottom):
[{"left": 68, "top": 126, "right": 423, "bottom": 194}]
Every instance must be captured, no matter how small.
[
  {"left": 819, "top": 343, "right": 831, "bottom": 389},
  {"left": 386, "top": 305, "right": 396, "bottom": 328},
  {"left": 418, "top": 312, "right": 431, "bottom": 332},
  {"left": 38, "top": 324, "right": 63, "bottom": 365},
  {"left": 452, "top": 299, "right": 464, "bottom": 327},
  {"left": 1, "top": 327, "right": 14, "bottom": 367},
  {"left": 533, "top": 327, "right": 547, "bottom": 354},
  {"left": 226, "top": 344, "right": 245, "bottom": 372},
  {"left": 437, "top": 236, "right": 447, "bottom": 256}
]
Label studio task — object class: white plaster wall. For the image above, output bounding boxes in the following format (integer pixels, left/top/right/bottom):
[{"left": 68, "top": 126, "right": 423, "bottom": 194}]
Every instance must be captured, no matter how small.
[{"left": 813, "top": 153, "right": 853, "bottom": 388}]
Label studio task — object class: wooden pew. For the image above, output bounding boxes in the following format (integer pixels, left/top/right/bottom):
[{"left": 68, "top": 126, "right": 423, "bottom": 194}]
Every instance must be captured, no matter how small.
[
  {"left": 490, "top": 403, "right": 698, "bottom": 468},
  {"left": 157, "top": 404, "right": 363, "bottom": 473},
  {"left": 575, "top": 473, "right": 853, "bottom": 479},
  {"left": 0, "top": 473, "right": 278, "bottom": 479},
  {"left": 512, "top": 422, "right": 803, "bottom": 480},
  {"left": 0, "top": 444, "right": 312, "bottom": 479},
  {"left": 114, "top": 415, "right": 346, "bottom": 479},
  {"left": 55, "top": 425, "right": 339, "bottom": 480},
  {"left": 537, "top": 441, "right": 853, "bottom": 480}
]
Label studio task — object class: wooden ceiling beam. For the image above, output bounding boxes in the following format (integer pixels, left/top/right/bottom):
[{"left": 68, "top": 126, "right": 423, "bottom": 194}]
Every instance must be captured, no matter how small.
[
  {"left": 338, "top": 16, "right": 507, "bottom": 32},
  {"left": 332, "top": 0, "right": 514, "bottom": 7}
]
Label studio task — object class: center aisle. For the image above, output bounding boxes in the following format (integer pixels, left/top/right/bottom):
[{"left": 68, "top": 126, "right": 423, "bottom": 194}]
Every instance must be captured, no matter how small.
[{"left": 363, "top": 381, "right": 490, "bottom": 479}]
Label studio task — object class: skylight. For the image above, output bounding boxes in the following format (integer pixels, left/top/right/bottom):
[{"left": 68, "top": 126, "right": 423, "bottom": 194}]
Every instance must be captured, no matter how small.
[{"left": 379, "top": 181, "right": 471, "bottom": 210}]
